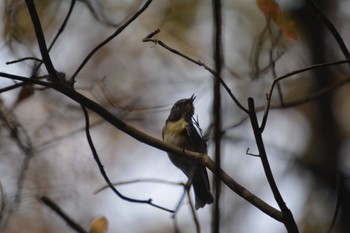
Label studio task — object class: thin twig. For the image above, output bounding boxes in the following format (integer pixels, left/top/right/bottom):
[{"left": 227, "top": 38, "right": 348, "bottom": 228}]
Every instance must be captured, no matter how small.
[
  {"left": 226, "top": 71, "right": 350, "bottom": 127},
  {"left": 94, "top": 178, "right": 185, "bottom": 194},
  {"left": 269, "top": 29, "right": 284, "bottom": 104},
  {"left": 172, "top": 183, "right": 200, "bottom": 233},
  {"left": 80, "top": 105, "right": 174, "bottom": 213},
  {"left": 270, "top": 77, "right": 350, "bottom": 109},
  {"left": 250, "top": 19, "right": 269, "bottom": 79},
  {"left": 261, "top": 59, "right": 350, "bottom": 130},
  {"left": 48, "top": 0, "right": 76, "bottom": 52},
  {"left": 187, "top": 189, "right": 200, "bottom": 233},
  {"left": 0, "top": 73, "right": 52, "bottom": 87},
  {"left": 6, "top": 57, "right": 42, "bottom": 65},
  {"left": 172, "top": 184, "right": 189, "bottom": 233},
  {"left": 70, "top": 0, "right": 153, "bottom": 83},
  {"left": 39, "top": 195, "right": 88, "bottom": 233},
  {"left": 0, "top": 83, "right": 24, "bottom": 93},
  {"left": 142, "top": 29, "right": 249, "bottom": 114},
  {"left": 172, "top": 181, "right": 189, "bottom": 215}
]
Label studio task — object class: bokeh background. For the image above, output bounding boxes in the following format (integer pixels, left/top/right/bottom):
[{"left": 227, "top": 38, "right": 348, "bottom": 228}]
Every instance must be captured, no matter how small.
[{"left": 1, "top": 0, "right": 350, "bottom": 232}]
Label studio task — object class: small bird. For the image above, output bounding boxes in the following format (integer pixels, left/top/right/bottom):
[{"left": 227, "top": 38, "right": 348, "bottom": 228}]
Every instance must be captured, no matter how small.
[{"left": 162, "top": 95, "right": 214, "bottom": 209}]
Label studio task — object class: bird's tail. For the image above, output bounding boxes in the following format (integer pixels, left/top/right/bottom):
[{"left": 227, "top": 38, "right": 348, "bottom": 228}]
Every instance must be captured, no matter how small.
[{"left": 192, "top": 166, "right": 214, "bottom": 210}]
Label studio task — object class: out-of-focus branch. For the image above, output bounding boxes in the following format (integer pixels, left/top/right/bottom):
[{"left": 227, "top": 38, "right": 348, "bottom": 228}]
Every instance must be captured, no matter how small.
[
  {"left": 0, "top": 182, "right": 4, "bottom": 221},
  {"left": 327, "top": 174, "right": 341, "bottom": 233},
  {"left": 212, "top": 0, "right": 223, "bottom": 231},
  {"left": 0, "top": 98, "right": 34, "bottom": 228},
  {"left": 269, "top": 76, "right": 350, "bottom": 109},
  {"left": 173, "top": 183, "right": 200, "bottom": 233},
  {"left": 187, "top": 189, "right": 200, "bottom": 233},
  {"left": 305, "top": 0, "right": 350, "bottom": 63},
  {"left": 94, "top": 178, "right": 185, "bottom": 194},
  {"left": 260, "top": 59, "right": 350, "bottom": 130}
]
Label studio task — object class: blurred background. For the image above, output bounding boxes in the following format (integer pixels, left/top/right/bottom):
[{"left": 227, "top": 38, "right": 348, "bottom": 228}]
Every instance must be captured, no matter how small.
[{"left": 0, "top": 0, "right": 350, "bottom": 232}]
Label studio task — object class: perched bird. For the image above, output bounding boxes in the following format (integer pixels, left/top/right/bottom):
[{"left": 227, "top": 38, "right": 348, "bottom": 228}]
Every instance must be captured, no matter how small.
[{"left": 162, "top": 95, "right": 214, "bottom": 209}]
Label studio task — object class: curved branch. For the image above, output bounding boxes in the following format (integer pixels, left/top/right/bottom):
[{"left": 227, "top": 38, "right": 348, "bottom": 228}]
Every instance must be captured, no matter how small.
[
  {"left": 40, "top": 195, "right": 88, "bottom": 233},
  {"left": 81, "top": 105, "right": 174, "bottom": 213},
  {"left": 70, "top": 0, "right": 153, "bottom": 83},
  {"left": 203, "top": 155, "right": 283, "bottom": 221},
  {"left": 260, "top": 59, "right": 350, "bottom": 130},
  {"left": 143, "top": 29, "right": 249, "bottom": 114},
  {"left": 0, "top": 72, "right": 283, "bottom": 222},
  {"left": 48, "top": 0, "right": 76, "bottom": 52},
  {"left": 305, "top": 0, "right": 350, "bottom": 62}
]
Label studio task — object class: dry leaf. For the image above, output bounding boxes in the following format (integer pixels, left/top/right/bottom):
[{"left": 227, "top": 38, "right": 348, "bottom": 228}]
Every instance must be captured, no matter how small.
[
  {"left": 89, "top": 216, "right": 108, "bottom": 233},
  {"left": 257, "top": 0, "right": 298, "bottom": 41}
]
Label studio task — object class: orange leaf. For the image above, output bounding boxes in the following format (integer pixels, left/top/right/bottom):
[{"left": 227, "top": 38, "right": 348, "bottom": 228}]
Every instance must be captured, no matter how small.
[
  {"left": 257, "top": 0, "right": 281, "bottom": 23},
  {"left": 89, "top": 216, "right": 108, "bottom": 233},
  {"left": 256, "top": 0, "right": 298, "bottom": 41}
]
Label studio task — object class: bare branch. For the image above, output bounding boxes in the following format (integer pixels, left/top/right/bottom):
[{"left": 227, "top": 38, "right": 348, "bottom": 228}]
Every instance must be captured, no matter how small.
[
  {"left": 261, "top": 59, "right": 350, "bottom": 130},
  {"left": 0, "top": 83, "right": 24, "bottom": 94},
  {"left": 248, "top": 98, "right": 298, "bottom": 232},
  {"left": 142, "top": 29, "right": 249, "bottom": 114},
  {"left": 6, "top": 57, "right": 42, "bottom": 65},
  {"left": 187, "top": 188, "right": 201, "bottom": 233},
  {"left": 94, "top": 178, "right": 185, "bottom": 194},
  {"left": 48, "top": 0, "right": 76, "bottom": 52},
  {"left": 24, "top": 0, "right": 58, "bottom": 80},
  {"left": 81, "top": 105, "right": 174, "bottom": 213},
  {"left": 212, "top": 0, "right": 223, "bottom": 231},
  {"left": 39, "top": 195, "right": 88, "bottom": 233},
  {"left": 70, "top": 0, "right": 154, "bottom": 83},
  {"left": 0, "top": 71, "right": 283, "bottom": 222}
]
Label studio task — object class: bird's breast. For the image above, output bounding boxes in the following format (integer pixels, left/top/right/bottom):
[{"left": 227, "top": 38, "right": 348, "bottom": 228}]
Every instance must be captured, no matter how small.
[{"left": 162, "top": 118, "right": 189, "bottom": 146}]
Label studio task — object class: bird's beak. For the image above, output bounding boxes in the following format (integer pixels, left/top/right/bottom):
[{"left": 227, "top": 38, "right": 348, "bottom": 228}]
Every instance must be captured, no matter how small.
[{"left": 190, "top": 94, "right": 196, "bottom": 103}]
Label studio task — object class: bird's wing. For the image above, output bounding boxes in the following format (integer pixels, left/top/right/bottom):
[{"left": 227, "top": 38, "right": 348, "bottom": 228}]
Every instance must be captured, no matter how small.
[{"left": 185, "top": 124, "right": 207, "bottom": 153}]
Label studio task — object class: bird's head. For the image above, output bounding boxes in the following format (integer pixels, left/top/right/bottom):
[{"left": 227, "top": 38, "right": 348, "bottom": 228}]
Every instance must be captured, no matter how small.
[{"left": 167, "top": 95, "right": 196, "bottom": 122}]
